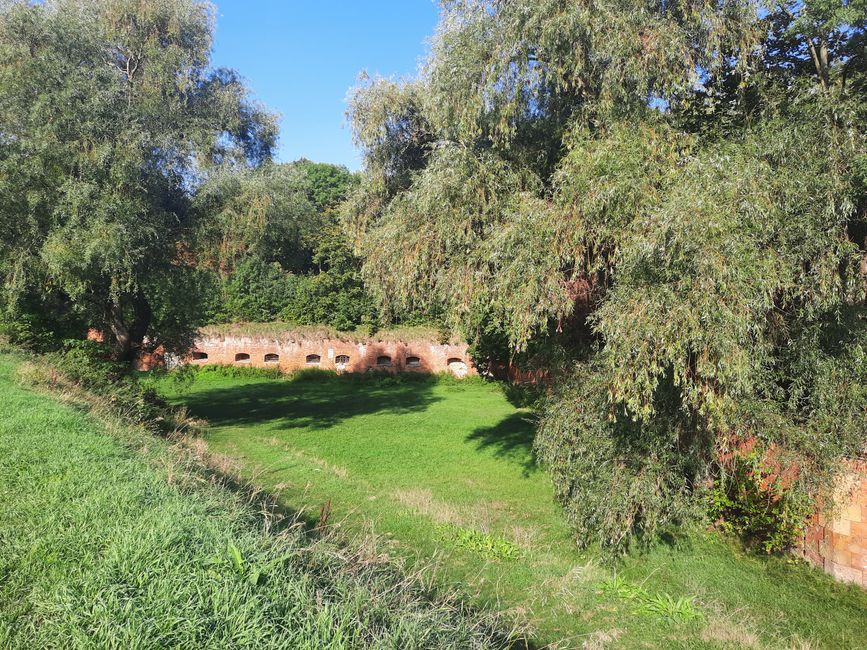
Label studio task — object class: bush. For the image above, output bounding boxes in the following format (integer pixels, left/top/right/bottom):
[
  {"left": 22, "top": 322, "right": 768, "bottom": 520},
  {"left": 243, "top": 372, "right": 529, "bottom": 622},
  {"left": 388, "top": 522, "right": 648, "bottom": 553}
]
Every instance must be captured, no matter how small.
[
  {"left": 535, "top": 364, "right": 709, "bottom": 553},
  {"left": 29, "top": 340, "right": 177, "bottom": 432},
  {"left": 709, "top": 447, "right": 812, "bottom": 554}
]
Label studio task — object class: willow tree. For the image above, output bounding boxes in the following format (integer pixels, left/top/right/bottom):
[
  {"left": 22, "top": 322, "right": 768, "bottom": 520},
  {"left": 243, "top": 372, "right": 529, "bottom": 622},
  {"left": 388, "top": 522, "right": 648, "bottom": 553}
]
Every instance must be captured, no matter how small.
[
  {"left": 0, "top": 0, "right": 276, "bottom": 359},
  {"left": 347, "top": 0, "right": 867, "bottom": 550}
]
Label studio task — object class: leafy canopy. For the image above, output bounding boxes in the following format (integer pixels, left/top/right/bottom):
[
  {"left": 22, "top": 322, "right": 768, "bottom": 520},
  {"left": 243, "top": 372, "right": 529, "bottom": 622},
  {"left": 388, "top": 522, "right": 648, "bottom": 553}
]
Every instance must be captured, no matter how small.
[{"left": 0, "top": 0, "right": 276, "bottom": 357}]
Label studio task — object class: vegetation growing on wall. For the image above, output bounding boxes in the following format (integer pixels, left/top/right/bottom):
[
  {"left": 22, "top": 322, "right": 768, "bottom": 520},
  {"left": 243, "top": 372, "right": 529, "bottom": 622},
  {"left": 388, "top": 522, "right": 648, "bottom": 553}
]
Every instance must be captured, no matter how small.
[{"left": 346, "top": 0, "right": 867, "bottom": 550}]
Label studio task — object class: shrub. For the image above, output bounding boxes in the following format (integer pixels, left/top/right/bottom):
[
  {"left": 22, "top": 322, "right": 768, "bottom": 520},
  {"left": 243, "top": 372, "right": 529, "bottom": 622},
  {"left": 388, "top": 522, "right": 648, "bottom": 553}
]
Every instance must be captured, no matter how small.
[
  {"left": 535, "top": 364, "right": 710, "bottom": 552},
  {"left": 24, "top": 340, "right": 179, "bottom": 432}
]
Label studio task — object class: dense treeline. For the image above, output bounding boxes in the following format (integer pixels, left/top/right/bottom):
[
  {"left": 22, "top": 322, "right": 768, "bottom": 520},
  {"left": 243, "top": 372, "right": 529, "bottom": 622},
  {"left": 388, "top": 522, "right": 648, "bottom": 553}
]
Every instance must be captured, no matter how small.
[
  {"left": 346, "top": 0, "right": 867, "bottom": 550},
  {"left": 0, "top": 0, "right": 376, "bottom": 358}
]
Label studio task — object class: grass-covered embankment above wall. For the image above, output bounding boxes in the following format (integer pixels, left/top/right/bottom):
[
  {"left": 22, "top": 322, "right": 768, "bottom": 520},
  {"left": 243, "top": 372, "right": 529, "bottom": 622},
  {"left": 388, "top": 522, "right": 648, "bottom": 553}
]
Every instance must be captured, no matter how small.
[
  {"left": 0, "top": 351, "right": 516, "bottom": 649},
  {"left": 199, "top": 322, "right": 458, "bottom": 344}
]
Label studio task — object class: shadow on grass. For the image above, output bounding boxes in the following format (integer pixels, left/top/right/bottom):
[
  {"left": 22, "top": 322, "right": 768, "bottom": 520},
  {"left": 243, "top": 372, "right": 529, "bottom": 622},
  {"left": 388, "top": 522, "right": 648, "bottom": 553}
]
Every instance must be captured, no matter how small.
[
  {"left": 466, "top": 412, "right": 539, "bottom": 476},
  {"left": 176, "top": 372, "right": 444, "bottom": 432}
]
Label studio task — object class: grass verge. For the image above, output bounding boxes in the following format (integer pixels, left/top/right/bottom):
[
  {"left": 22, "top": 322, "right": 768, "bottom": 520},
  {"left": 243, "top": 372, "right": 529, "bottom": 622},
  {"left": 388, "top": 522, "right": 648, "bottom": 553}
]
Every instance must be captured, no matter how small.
[{"left": 0, "top": 351, "right": 518, "bottom": 649}]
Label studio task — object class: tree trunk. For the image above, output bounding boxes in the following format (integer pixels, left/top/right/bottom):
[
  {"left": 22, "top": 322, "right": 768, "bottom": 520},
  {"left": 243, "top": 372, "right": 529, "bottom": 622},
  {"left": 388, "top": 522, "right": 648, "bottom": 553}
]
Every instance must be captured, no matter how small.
[{"left": 106, "top": 290, "right": 152, "bottom": 364}]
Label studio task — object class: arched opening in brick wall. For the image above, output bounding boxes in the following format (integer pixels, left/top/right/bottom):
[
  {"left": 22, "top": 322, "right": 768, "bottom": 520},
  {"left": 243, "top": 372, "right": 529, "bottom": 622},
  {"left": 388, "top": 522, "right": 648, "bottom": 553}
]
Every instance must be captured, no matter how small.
[
  {"left": 305, "top": 354, "right": 321, "bottom": 365},
  {"left": 235, "top": 353, "right": 250, "bottom": 362},
  {"left": 335, "top": 355, "right": 350, "bottom": 365},
  {"left": 447, "top": 358, "right": 468, "bottom": 377},
  {"left": 406, "top": 356, "right": 421, "bottom": 367},
  {"left": 192, "top": 351, "right": 208, "bottom": 361},
  {"left": 264, "top": 353, "right": 279, "bottom": 363},
  {"left": 376, "top": 355, "right": 392, "bottom": 367}
]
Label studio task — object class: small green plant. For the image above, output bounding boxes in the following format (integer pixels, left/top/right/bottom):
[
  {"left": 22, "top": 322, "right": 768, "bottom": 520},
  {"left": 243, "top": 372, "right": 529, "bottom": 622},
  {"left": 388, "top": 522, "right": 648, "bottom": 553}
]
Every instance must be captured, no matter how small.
[
  {"left": 436, "top": 524, "right": 522, "bottom": 561},
  {"left": 710, "top": 451, "right": 812, "bottom": 554},
  {"left": 599, "top": 577, "right": 702, "bottom": 623}
]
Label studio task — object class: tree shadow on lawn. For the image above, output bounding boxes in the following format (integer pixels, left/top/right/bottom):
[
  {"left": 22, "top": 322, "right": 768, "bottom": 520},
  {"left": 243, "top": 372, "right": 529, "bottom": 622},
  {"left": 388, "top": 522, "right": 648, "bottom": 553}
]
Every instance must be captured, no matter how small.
[
  {"left": 176, "top": 374, "right": 444, "bottom": 432},
  {"left": 466, "top": 411, "right": 539, "bottom": 476}
]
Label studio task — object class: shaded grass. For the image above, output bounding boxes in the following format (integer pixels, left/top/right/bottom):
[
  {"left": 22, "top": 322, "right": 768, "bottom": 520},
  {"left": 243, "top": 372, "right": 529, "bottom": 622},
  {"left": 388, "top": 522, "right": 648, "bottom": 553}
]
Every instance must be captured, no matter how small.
[
  {"left": 155, "top": 368, "right": 867, "bottom": 649},
  {"left": 0, "top": 352, "right": 519, "bottom": 649}
]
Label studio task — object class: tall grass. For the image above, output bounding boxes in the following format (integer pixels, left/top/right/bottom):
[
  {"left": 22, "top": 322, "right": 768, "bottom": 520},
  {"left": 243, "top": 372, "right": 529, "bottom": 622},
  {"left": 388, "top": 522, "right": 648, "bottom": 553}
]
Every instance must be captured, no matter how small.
[{"left": 0, "top": 352, "right": 519, "bottom": 649}]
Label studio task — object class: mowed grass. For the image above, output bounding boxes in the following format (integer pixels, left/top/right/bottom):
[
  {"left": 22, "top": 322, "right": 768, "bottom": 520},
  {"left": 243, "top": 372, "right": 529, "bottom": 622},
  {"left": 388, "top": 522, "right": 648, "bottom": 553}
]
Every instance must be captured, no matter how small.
[
  {"left": 155, "top": 367, "right": 867, "bottom": 649},
  {"left": 0, "top": 353, "right": 514, "bottom": 649}
]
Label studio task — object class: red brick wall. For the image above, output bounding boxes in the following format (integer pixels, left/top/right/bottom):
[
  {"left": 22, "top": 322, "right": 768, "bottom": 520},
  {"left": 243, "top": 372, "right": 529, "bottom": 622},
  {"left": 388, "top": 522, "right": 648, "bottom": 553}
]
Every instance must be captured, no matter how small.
[
  {"left": 182, "top": 334, "right": 476, "bottom": 377},
  {"left": 798, "top": 460, "right": 867, "bottom": 588}
]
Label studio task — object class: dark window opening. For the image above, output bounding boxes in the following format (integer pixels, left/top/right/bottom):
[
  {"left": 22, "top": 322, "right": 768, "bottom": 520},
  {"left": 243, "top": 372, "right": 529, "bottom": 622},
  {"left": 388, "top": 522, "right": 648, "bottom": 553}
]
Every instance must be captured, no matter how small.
[
  {"left": 447, "top": 358, "right": 464, "bottom": 365},
  {"left": 305, "top": 354, "right": 321, "bottom": 365},
  {"left": 264, "top": 353, "right": 279, "bottom": 363},
  {"left": 335, "top": 355, "right": 350, "bottom": 365},
  {"left": 235, "top": 353, "right": 250, "bottom": 362},
  {"left": 376, "top": 356, "right": 392, "bottom": 367},
  {"left": 406, "top": 356, "right": 421, "bottom": 367},
  {"left": 192, "top": 351, "right": 208, "bottom": 361}
]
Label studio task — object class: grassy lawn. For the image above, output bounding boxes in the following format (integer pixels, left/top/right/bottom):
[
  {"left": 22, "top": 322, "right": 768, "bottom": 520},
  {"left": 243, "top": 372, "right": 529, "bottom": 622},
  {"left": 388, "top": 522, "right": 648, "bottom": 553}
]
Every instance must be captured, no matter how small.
[
  {"left": 155, "top": 367, "right": 867, "bottom": 649},
  {"left": 0, "top": 353, "right": 510, "bottom": 649}
]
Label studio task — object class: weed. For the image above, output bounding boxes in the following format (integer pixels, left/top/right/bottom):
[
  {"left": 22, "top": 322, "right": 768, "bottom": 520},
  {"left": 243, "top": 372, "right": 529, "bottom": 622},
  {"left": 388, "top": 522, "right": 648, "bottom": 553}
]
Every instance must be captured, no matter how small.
[
  {"left": 599, "top": 577, "right": 702, "bottom": 623},
  {"left": 436, "top": 523, "right": 523, "bottom": 561}
]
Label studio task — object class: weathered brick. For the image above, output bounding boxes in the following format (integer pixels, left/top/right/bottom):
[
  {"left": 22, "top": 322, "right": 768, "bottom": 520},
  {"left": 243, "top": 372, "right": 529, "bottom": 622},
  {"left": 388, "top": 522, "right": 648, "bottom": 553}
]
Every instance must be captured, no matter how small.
[
  {"left": 852, "top": 521, "right": 867, "bottom": 541},
  {"left": 850, "top": 554, "right": 867, "bottom": 572},
  {"left": 831, "top": 518, "right": 852, "bottom": 536},
  {"left": 831, "top": 548, "right": 852, "bottom": 567},
  {"left": 174, "top": 335, "right": 477, "bottom": 378},
  {"left": 827, "top": 561, "right": 863, "bottom": 585}
]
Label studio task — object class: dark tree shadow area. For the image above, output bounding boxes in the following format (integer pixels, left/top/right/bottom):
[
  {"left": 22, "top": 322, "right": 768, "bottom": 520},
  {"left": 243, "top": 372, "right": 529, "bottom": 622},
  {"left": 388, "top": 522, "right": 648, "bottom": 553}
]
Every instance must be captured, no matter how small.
[
  {"left": 177, "top": 373, "right": 443, "bottom": 431},
  {"left": 466, "top": 412, "right": 539, "bottom": 476}
]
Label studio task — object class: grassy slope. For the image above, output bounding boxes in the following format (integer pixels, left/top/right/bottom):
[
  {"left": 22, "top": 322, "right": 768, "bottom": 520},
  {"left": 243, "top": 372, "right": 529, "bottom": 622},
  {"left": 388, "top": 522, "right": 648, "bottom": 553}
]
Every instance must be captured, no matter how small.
[
  {"left": 155, "top": 368, "right": 867, "bottom": 649},
  {"left": 0, "top": 353, "right": 512, "bottom": 649}
]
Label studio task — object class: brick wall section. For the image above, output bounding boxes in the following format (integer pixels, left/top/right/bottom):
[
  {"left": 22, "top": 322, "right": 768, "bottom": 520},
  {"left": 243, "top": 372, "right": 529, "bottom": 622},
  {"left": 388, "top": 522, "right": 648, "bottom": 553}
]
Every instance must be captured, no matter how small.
[
  {"left": 798, "top": 460, "right": 867, "bottom": 588},
  {"left": 181, "top": 334, "right": 476, "bottom": 378}
]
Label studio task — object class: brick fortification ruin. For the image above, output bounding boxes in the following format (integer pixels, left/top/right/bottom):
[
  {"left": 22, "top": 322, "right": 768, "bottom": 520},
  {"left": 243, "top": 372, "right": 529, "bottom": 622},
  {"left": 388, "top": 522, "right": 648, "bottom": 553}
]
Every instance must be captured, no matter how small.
[
  {"left": 179, "top": 332, "right": 476, "bottom": 378},
  {"left": 799, "top": 460, "right": 867, "bottom": 588}
]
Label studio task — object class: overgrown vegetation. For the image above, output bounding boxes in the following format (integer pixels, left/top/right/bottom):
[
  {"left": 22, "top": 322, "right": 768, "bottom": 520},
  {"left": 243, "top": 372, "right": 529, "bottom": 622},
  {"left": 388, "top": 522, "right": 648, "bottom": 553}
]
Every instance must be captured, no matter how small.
[
  {"left": 346, "top": 0, "right": 867, "bottom": 551},
  {"left": 0, "top": 351, "right": 518, "bottom": 648}
]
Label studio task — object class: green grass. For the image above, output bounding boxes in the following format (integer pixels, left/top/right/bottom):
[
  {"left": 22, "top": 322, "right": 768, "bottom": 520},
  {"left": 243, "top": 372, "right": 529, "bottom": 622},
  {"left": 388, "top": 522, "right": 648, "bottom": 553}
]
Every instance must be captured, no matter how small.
[
  {"left": 154, "top": 366, "right": 867, "bottom": 649},
  {"left": 199, "top": 322, "right": 455, "bottom": 344},
  {"left": 0, "top": 353, "right": 515, "bottom": 649}
]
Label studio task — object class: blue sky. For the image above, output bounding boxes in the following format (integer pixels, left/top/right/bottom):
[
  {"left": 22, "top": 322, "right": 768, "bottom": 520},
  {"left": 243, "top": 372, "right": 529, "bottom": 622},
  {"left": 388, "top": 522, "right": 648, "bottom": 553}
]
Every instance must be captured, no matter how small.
[{"left": 211, "top": 1, "right": 439, "bottom": 170}]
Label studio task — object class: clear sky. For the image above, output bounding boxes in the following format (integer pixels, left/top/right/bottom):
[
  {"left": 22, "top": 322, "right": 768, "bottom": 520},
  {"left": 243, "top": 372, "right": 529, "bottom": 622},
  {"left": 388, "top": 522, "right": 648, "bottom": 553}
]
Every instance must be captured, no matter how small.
[{"left": 210, "top": 1, "right": 439, "bottom": 171}]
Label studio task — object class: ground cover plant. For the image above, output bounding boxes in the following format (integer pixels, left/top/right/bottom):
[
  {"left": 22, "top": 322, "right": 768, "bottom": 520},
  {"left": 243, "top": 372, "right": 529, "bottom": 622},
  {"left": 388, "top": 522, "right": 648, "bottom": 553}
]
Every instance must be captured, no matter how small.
[
  {"left": 0, "top": 351, "right": 517, "bottom": 649},
  {"left": 154, "top": 366, "right": 867, "bottom": 649}
]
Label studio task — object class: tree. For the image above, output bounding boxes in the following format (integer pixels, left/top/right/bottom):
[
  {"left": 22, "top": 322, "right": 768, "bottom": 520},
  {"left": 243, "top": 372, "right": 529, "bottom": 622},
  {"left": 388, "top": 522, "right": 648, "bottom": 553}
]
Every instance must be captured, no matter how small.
[
  {"left": 347, "top": 0, "right": 866, "bottom": 550},
  {"left": 194, "top": 159, "right": 376, "bottom": 330},
  {"left": 0, "top": 0, "right": 277, "bottom": 360}
]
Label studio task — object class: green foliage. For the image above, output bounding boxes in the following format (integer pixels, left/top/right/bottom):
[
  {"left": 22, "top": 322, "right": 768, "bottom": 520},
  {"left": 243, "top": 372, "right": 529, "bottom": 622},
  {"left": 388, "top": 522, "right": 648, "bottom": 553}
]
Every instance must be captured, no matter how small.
[
  {"left": 221, "top": 259, "right": 298, "bottom": 323},
  {"left": 279, "top": 229, "right": 378, "bottom": 331},
  {"left": 535, "top": 365, "right": 708, "bottom": 551},
  {"left": 28, "top": 340, "right": 172, "bottom": 429},
  {"left": 435, "top": 524, "right": 523, "bottom": 561},
  {"left": 710, "top": 453, "right": 813, "bottom": 555},
  {"left": 194, "top": 160, "right": 377, "bottom": 331},
  {"left": 347, "top": 0, "right": 867, "bottom": 551},
  {"left": 599, "top": 577, "right": 703, "bottom": 623},
  {"left": 0, "top": 0, "right": 277, "bottom": 360}
]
